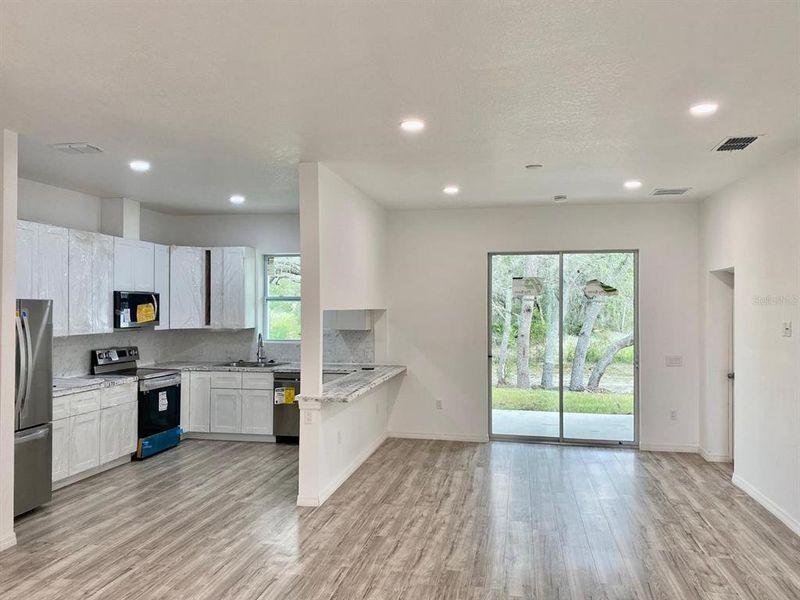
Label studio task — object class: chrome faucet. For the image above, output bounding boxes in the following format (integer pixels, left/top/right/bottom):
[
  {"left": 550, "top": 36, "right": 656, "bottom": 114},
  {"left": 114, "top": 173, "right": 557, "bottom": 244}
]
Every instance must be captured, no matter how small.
[{"left": 256, "top": 333, "right": 266, "bottom": 363}]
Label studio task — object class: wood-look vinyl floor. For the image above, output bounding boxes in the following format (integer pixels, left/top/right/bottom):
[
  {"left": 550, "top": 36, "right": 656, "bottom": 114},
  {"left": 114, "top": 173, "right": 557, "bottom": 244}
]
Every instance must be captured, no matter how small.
[{"left": 1, "top": 439, "right": 799, "bottom": 600}]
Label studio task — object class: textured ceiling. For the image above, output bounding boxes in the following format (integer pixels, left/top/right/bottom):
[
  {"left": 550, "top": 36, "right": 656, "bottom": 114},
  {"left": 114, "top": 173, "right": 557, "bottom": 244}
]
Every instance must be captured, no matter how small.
[{"left": 0, "top": 0, "right": 798, "bottom": 214}]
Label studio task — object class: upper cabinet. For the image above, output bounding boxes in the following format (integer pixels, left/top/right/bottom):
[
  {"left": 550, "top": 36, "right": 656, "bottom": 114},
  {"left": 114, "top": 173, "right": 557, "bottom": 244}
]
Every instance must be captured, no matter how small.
[
  {"left": 16, "top": 221, "right": 69, "bottom": 337},
  {"left": 68, "top": 230, "right": 114, "bottom": 335},
  {"left": 114, "top": 238, "right": 155, "bottom": 292},
  {"left": 170, "top": 246, "right": 206, "bottom": 329},
  {"left": 211, "top": 247, "right": 256, "bottom": 329},
  {"left": 153, "top": 244, "right": 170, "bottom": 331}
]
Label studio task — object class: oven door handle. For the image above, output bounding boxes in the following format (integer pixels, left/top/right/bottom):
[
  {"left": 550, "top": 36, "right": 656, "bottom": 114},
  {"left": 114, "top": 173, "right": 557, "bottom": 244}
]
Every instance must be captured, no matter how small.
[{"left": 140, "top": 374, "right": 182, "bottom": 392}]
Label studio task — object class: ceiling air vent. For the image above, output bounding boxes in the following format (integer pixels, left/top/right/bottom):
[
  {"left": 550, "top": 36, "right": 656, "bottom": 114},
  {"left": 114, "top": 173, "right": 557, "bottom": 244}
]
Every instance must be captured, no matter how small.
[
  {"left": 652, "top": 187, "right": 692, "bottom": 196},
  {"left": 50, "top": 142, "right": 104, "bottom": 154},
  {"left": 714, "top": 136, "right": 759, "bottom": 152}
]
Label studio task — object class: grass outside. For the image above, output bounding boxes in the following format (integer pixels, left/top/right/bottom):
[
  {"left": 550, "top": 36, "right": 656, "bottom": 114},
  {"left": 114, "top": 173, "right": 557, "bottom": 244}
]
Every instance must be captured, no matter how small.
[{"left": 492, "top": 387, "right": 633, "bottom": 415}]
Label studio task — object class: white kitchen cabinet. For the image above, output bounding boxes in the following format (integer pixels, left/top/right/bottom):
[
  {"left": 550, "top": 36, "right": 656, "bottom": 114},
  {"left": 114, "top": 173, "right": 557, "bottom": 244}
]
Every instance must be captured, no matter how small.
[
  {"left": 326, "top": 310, "right": 373, "bottom": 331},
  {"left": 179, "top": 372, "right": 191, "bottom": 431},
  {"left": 210, "top": 388, "right": 241, "bottom": 433},
  {"left": 210, "top": 371, "right": 242, "bottom": 389},
  {"left": 120, "top": 401, "right": 138, "bottom": 455},
  {"left": 189, "top": 372, "right": 211, "bottom": 432},
  {"left": 68, "top": 230, "right": 114, "bottom": 335},
  {"left": 99, "top": 406, "right": 122, "bottom": 464},
  {"left": 242, "top": 372, "right": 274, "bottom": 390},
  {"left": 210, "top": 247, "right": 256, "bottom": 329},
  {"left": 68, "top": 411, "right": 100, "bottom": 476},
  {"left": 114, "top": 238, "right": 155, "bottom": 292},
  {"left": 16, "top": 220, "right": 38, "bottom": 299},
  {"left": 154, "top": 243, "right": 170, "bottom": 330},
  {"left": 51, "top": 418, "right": 70, "bottom": 482},
  {"left": 170, "top": 246, "right": 206, "bottom": 329},
  {"left": 37, "top": 224, "right": 70, "bottom": 337},
  {"left": 241, "top": 389, "right": 273, "bottom": 435}
]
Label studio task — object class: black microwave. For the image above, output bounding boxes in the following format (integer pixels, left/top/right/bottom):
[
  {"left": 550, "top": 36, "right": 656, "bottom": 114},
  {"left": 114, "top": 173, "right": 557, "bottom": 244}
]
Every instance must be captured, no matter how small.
[{"left": 114, "top": 291, "right": 160, "bottom": 329}]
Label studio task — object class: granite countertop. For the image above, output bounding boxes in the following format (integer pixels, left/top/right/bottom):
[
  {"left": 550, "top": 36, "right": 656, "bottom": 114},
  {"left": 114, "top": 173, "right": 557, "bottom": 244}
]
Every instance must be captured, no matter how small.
[
  {"left": 297, "top": 365, "right": 407, "bottom": 404},
  {"left": 52, "top": 374, "right": 139, "bottom": 398},
  {"left": 153, "top": 361, "right": 364, "bottom": 374}
]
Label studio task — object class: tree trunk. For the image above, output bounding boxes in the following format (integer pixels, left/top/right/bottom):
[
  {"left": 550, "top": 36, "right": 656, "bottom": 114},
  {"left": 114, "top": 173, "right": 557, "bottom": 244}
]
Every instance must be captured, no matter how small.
[
  {"left": 569, "top": 299, "right": 603, "bottom": 391},
  {"left": 540, "top": 287, "right": 559, "bottom": 389},
  {"left": 496, "top": 287, "right": 513, "bottom": 385},
  {"left": 587, "top": 333, "right": 634, "bottom": 390},
  {"left": 515, "top": 256, "right": 537, "bottom": 388}
]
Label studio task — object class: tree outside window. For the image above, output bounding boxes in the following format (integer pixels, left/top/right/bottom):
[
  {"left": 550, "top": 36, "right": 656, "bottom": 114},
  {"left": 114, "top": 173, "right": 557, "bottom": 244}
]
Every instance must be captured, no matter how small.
[{"left": 264, "top": 255, "right": 300, "bottom": 340}]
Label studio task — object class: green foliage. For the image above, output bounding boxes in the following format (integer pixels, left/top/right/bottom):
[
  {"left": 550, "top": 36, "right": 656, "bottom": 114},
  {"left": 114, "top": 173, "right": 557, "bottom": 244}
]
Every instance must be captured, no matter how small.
[{"left": 492, "top": 387, "right": 633, "bottom": 415}]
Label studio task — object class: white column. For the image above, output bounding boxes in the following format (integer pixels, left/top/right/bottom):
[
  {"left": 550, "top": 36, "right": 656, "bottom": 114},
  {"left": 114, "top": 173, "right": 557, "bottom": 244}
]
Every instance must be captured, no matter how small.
[
  {"left": 0, "top": 130, "right": 18, "bottom": 551},
  {"left": 296, "top": 399, "right": 322, "bottom": 506}
]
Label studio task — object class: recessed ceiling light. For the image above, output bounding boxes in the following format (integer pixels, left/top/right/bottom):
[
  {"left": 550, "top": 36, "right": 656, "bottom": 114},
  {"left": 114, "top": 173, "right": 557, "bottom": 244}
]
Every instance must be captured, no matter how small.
[
  {"left": 229, "top": 194, "right": 245, "bottom": 205},
  {"left": 525, "top": 164, "right": 543, "bottom": 169},
  {"left": 624, "top": 180, "right": 642, "bottom": 190},
  {"left": 129, "top": 160, "right": 150, "bottom": 172},
  {"left": 690, "top": 102, "right": 718, "bottom": 117},
  {"left": 443, "top": 185, "right": 459, "bottom": 195},
  {"left": 400, "top": 118, "right": 425, "bottom": 132}
]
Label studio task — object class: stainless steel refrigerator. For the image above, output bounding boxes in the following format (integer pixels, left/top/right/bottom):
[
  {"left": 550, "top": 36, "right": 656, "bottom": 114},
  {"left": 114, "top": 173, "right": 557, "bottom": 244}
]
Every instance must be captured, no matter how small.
[{"left": 14, "top": 299, "right": 53, "bottom": 516}]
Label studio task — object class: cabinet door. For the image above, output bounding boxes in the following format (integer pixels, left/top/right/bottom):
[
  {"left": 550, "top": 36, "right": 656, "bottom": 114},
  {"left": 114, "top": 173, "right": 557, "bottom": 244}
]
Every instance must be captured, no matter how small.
[
  {"left": 51, "top": 418, "right": 70, "bottom": 482},
  {"left": 189, "top": 373, "right": 211, "bottom": 432},
  {"left": 113, "top": 237, "right": 135, "bottom": 291},
  {"left": 68, "top": 230, "right": 94, "bottom": 336},
  {"left": 154, "top": 244, "right": 170, "bottom": 330},
  {"left": 222, "top": 247, "right": 245, "bottom": 328},
  {"left": 170, "top": 246, "right": 205, "bottom": 329},
  {"left": 92, "top": 233, "right": 114, "bottom": 333},
  {"left": 120, "top": 401, "right": 138, "bottom": 455},
  {"left": 241, "top": 389, "right": 273, "bottom": 435},
  {"left": 210, "top": 389, "right": 241, "bottom": 433},
  {"left": 38, "top": 225, "right": 69, "bottom": 337},
  {"left": 209, "top": 248, "right": 224, "bottom": 328},
  {"left": 16, "top": 221, "right": 38, "bottom": 299},
  {"left": 179, "top": 372, "right": 191, "bottom": 430},
  {"left": 99, "top": 406, "right": 121, "bottom": 464},
  {"left": 132, "top": 241, "right": 155, "bottom": 292},
  {"left": 69, "top": 411, "right": 100, "bottom": 475}
]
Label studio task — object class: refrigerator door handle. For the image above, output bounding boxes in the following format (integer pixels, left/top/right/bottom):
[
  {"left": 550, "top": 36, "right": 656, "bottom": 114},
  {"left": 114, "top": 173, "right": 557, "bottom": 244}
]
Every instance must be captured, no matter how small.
[
  {"left": 15, "top": 424, "right": 50, "bottom": 443},
  {"left": 15, "top": 315, "right": 27, "bottom": 416},
  {"left": 21, "top": 313, "right": 34, "bottom": 417}
]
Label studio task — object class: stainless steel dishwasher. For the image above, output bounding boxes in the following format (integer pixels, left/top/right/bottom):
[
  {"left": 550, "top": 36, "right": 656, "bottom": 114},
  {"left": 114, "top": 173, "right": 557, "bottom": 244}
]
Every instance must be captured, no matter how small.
[{"left": 273, "top": 372, "right": 300, "bottom": 441}]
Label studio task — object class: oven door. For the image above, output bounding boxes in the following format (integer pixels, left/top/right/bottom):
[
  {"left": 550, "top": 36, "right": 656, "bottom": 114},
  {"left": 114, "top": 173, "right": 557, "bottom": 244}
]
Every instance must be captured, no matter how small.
[
  {"left": 114, "top": 291, "right": 160, "bottom": 329},
  {"left": 138, "top": 376, "right": 181, "bottom": 438}
]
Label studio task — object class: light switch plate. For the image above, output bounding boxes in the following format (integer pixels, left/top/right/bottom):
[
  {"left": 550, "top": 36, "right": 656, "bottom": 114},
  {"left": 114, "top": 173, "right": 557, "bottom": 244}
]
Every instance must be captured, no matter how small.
[
  {"left": 783, "top": 321, "right": 792, "bottom": 337},
  {"left": 665, "top": 355, "right": 683, "bottom": 367}
]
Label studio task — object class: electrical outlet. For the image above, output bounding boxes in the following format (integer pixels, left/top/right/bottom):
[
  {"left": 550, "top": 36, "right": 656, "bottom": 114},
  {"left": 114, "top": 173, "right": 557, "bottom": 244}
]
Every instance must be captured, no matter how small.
[
  {"left": 304, "top": 411, "right": 312, "bottom": 424},
  {"left": 670, "top": 410, "right": 678, "bottom": 421},
  {"left": 435, "top": 399, "right": 443, "bottom": 410},
  {"left": 783, "top": 321, "right": 792, "bottom": 337}
]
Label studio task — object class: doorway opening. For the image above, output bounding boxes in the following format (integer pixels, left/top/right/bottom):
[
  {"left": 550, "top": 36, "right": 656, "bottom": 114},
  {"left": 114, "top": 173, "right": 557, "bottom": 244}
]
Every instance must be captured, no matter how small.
[
  {"left": 708, "top": 268, "right": 735, "bottom": 463},
  {"left": 488, "top": 251, "right": 638, "bottom": 446}
]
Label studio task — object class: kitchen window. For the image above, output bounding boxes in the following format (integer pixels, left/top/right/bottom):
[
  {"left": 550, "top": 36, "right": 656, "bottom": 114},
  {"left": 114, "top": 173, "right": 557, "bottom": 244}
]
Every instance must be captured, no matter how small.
[{"left": 264, "top": 255, "right": 301, "bottom": 340}]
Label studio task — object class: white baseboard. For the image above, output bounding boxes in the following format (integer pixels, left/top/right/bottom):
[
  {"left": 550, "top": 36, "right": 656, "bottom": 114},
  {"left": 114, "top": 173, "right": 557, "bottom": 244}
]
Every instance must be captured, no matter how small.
[
  {"left": 297, "top": 433, "right": 388, "bottom": 508},
  {"left": 732, "top": 473, "right": 800, "bottom": 537},
  {"left": 184, "top": 432, "right": 276, "bottom": 443},
  {"left": 388, "top": 431, "right": 489, "bottom": 443},
  {"left": 639, "top": 443, "right": 699, "bottom": 453},
  {"left": 699, "top": 447, "right": 731, "bottom": 463},
  {"left": 0, "top": 532, "right": 16, "bottom": 553}
]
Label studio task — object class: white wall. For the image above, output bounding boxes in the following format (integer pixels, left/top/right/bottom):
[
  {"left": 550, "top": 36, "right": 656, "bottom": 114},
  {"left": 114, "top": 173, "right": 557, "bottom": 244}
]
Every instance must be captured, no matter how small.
[
  {"left": 18, "top": 178, "right": 102, "bottom": 232},
  {"left": 385, "top": 203, "right": 701, "bottom": 448},
  {"left": 700, "top": 149, "right": 799, "bottom": 534}
]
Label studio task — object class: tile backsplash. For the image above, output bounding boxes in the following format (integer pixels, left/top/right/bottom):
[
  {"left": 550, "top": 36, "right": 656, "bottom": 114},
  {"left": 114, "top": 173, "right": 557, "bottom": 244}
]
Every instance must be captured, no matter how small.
[{"left": 54, "top": 327, "right": 375, "bottom": 376}]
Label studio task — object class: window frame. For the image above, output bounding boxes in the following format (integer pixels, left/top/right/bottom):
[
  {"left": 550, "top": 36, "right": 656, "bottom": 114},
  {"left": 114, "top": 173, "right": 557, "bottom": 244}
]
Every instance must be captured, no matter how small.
[{"left": 263, "top": 254, "right": 301, "bottom": 341}]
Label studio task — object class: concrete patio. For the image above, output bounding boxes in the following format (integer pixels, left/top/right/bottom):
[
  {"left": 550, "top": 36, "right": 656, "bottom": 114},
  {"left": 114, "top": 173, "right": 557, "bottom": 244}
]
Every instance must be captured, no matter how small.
[{"left": 492, "top": 409, "right": 634, "bottom": 441}]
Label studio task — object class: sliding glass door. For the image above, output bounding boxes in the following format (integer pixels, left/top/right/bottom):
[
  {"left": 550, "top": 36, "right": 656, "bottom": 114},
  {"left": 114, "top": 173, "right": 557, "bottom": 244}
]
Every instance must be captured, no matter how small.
[{"left": 489, "top": 251, "right": 637, "bottom": 445}]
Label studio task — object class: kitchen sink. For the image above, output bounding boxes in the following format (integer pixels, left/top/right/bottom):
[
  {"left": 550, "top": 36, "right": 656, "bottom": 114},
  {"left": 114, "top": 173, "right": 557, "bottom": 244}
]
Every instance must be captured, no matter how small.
[{"left": 215, "top": 360, "right": 289, "bottom": 368}]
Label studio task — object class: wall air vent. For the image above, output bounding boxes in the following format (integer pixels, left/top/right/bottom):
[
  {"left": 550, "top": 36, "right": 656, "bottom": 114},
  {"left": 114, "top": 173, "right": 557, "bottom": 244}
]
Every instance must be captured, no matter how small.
[
  {"left": 652, "top": 187, "right": 692, "bottom": 196},
  {"left": 714, "top": 136, "right": 759, "bottom": 152},
  {"left": 50, "top": 142, "right": 104, "bottom": 154}
]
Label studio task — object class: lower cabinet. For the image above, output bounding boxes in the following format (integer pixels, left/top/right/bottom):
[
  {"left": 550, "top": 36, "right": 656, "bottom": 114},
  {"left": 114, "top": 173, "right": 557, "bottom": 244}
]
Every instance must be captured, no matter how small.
[
  {"left": 210, "top": 389, "right": 242, "bottom": 433},
  {"left": 53, "top": 383, "right": 138, "bottom": 484},
  {"left": 186, "top": 371, "right": 273, "bottom": 436},
  {"left": 68, "top": 411, "right": 100, "bottom": 476}
]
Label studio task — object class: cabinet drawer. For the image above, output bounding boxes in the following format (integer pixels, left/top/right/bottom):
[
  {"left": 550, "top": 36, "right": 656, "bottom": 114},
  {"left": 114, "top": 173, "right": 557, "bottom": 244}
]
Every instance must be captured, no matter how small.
[
  {"left": 53, "top": 395, "right": 71, "bottom": 421},
  {"left": 68, "top": 390, "right": 101, "bottom": 416},
  {"left": 101, "top": 383, "right": 137, "bottom": 408},
  {"left": 210, "top": 372, "right": 242, "bottom": 389},
  {"left": 242, "top": 372, "right": 273, "bottom": 390}
]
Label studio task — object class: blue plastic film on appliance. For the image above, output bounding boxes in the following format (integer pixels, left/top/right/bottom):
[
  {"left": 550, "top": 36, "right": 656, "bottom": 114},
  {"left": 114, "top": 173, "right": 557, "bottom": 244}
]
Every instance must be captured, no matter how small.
[{"left": 137, "top": 427, "right": 181, "bottom": 459}]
